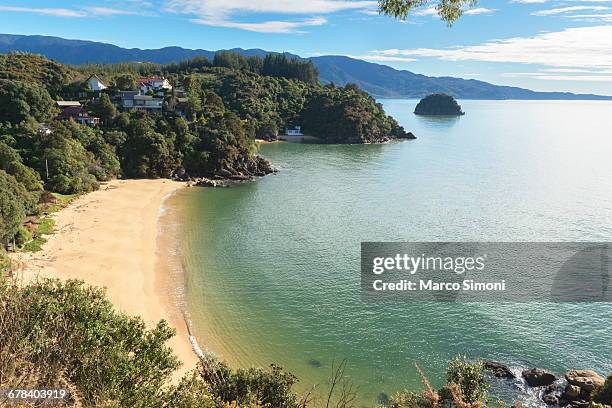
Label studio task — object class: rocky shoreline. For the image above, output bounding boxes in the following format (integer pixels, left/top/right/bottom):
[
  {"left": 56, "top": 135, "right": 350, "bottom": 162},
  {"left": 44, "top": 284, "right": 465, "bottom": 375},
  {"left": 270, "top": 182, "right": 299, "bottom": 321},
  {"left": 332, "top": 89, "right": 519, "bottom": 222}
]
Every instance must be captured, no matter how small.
[
  {"left": 174, "top": 155, "right": 278, "bottom": 188},
  {"left": 484, "top": 361, "right": 609, "bottom": 408}
]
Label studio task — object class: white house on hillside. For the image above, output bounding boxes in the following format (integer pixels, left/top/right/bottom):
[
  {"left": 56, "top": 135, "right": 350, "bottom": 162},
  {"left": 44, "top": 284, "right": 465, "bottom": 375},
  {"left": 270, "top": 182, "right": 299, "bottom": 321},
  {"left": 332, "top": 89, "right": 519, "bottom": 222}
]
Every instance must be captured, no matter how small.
[
  {"left": 86, "top": 74, "right": 108, "bottom": 91},
  {"left": 286, "top": 126, "right": 303, "bottom": 136},
  {"left": 137, "top": 77, "right": 172, "bottom": 93}
]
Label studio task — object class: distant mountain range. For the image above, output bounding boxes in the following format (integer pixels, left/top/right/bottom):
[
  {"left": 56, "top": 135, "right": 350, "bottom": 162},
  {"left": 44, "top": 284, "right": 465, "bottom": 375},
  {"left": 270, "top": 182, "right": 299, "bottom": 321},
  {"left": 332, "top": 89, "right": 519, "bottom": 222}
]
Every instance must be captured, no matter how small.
[{"left": 2, "top": 33, "right": 611, "bottom": 100}]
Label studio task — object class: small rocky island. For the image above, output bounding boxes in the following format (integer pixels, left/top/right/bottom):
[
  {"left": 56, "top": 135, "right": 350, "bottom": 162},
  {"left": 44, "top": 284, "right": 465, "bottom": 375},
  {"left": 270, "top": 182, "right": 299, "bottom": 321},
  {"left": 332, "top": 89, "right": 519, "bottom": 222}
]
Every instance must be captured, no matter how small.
[{"left": 414, "top": 93, "right": 465, "bottom": 116}]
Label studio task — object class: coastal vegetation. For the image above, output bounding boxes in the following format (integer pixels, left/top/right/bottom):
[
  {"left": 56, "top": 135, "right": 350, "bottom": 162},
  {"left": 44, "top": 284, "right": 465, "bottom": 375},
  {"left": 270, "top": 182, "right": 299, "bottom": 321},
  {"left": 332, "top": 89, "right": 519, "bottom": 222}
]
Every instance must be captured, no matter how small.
[
  {"left": 0, "top": 51, "right": 409, "bottom": 265},
  {"left": 2, "top": 277, "right": 610, "bottom": 407},
  {"left": 414, "top": 93, "right": 465, "bottom": 116},
  {"left": 0, "top": 278, "right": 477, "bottom": 407}
]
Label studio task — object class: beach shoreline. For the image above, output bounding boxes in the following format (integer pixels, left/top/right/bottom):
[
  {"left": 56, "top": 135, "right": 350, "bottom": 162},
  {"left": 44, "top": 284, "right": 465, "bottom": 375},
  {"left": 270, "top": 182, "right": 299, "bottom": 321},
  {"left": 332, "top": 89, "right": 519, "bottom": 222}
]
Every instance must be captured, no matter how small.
[{"left": 10, "top": 178, "right": 199, "bottom": 378}]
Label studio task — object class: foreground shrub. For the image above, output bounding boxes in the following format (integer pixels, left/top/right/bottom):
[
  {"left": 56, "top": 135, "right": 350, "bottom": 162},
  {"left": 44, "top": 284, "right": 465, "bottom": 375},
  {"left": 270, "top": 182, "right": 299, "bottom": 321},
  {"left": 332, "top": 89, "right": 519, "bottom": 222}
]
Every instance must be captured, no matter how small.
[
  {"left": 445, "top": 356, "right": 489, "bottom": 404},
  {"left": 200, "top": 357, "right": 301, "bottom": 408},
  {"left": 391, "top": 359, "right": 490, "bottom": 408},
  {"left": 0, "top": 279, "right": 179, "bottom": 407},
  {"left": 0, "top": 278, "right": 308, "bottom": 408}
]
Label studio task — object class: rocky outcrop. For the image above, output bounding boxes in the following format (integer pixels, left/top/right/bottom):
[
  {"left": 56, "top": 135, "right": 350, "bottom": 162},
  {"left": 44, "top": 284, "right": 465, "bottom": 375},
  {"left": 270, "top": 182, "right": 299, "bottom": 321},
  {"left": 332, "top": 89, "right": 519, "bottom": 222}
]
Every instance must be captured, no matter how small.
[
  {"left": 566, "top": 370, "right": 605, "bottom": 392},
  {"left": 178, "top": 155, "right": 277, "bottom": 187},
  {"left": 522, "top": 368, "right": 557, "bottom": 387},
  {"left": 396, "top": 131, "right": 417, "bottom": 140},
  {"left": 563, "top": 384, "right": 582, "bottom": 400},
  {"left": 484, "top": 361, "right": 516, "bottom": 378},
  {"left": 414, "top": 93, "right": 465, "bottom": 116}
]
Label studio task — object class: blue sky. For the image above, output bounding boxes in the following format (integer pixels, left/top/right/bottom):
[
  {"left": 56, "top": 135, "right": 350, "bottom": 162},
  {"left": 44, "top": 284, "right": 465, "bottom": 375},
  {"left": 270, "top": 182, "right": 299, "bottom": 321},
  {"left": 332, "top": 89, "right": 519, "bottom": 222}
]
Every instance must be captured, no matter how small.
[{"left": 1, "top": 0, "right": 612, "bottom": 95}]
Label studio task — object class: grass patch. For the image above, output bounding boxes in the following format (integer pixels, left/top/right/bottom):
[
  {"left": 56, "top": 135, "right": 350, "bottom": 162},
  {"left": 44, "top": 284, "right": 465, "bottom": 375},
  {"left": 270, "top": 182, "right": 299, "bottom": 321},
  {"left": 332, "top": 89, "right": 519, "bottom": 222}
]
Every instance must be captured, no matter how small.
[
  {"left": 19, "top": 192, "right": 76, "bottom": 253},
  {"left": 46, "top": 192, "right": 78, "bottom": 213},
  {"left": 36, "top": 217, "right": 55, "bottom": 235},
  {"left": 22, "top": 217, "right": 55, "bottom": 252}
]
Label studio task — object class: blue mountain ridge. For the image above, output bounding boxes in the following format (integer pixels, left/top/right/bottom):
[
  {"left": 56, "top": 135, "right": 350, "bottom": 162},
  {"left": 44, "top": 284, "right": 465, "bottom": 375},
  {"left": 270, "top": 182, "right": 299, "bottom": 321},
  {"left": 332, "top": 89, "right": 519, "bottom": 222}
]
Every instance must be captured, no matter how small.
[{"left": 1, "top": 34, "right": 610, "bottom": 100}]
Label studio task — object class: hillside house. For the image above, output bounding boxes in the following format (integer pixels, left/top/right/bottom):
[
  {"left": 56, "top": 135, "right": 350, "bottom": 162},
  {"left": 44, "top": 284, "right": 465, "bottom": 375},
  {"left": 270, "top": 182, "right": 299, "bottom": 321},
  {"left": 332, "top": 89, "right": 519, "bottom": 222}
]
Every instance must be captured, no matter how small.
[
  {"left": 86, "top": 74, "right": 108, "bottom": 91},
  {"left": 119, "top": 91, "right": 163, "bottom": 110},
  {"left": 56, "top": 101, "right": 82, "bottom": 108},
  {"left": 57, "top": 105, "right": 100, "bottom": 126},
  {"left": 165, "top": 96, "right": 189, "bottom": 117},
  {"left": 286, "top": 126, "right": 303, "bottom": 136},
  {"left": 137, "top": 77, "right": 172, "bottom": 94}
]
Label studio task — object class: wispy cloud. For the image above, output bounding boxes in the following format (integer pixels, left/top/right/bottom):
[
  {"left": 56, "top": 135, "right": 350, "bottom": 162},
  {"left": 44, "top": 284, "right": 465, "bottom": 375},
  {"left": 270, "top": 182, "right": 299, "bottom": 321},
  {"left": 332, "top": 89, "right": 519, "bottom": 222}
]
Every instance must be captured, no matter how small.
[
  {"left": 165, "top": 0, "right": 377, "bottom": 17},
  {"left": 166, "top": 0, "right": 377, "bottom": 33},
  {"left": 532, "top": 5, "right": 610, "bottom": 16},
  {"left": 502, "top": 72, "right": 612, "bottom": 81},
  {"left": 366, "top": 26, "right": 612, "bottom": 72},
  {"left": 86, "top": 7, "right": 151, "bottom": 16},
  {"left": 413, "top": 5, "right": 495, "bottom": 17},
  {"left": 346, "top": 54, "right": 418, "bottom": 62},
  {"left": 464, "top": 7, "right": 496, "bottom": 15},
  {"left": 0, "top": 6, "right": 86, "bottom": 17},
  {"left": 191, "top": 17, "right": 328, "bottom": 33},
  {"left": 0, "top": 4, "right": 153, "bottom": 18}
]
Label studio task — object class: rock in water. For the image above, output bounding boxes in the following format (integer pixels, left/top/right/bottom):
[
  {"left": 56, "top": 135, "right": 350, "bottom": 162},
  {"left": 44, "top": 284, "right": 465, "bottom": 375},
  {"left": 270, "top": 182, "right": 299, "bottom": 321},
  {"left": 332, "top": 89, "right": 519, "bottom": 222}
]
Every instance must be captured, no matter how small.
[
  {"left": 565, "top": 370, "right": 605, "bottom": 392},
  {"left": 414, "top": 93, "right": 465, "bottom": 116},
  {"left": 563, "top": 384, "right": 582, "bottom": 400},
  {"left": 484, "top": 361, "right": 516, "bottom": 378},
  {"left": 522, "top": 368, "right": 557, "bottom": 387}
]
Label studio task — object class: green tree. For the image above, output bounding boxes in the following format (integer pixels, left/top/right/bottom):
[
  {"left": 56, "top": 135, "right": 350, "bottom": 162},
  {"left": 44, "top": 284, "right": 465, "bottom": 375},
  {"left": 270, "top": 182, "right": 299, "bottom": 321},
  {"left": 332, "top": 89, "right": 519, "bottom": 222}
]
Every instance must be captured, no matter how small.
[
  {"left": 115, "top": 74, "right": 138, "bottom": 90},
  {"left": 0, "top": 80, "right": 57, "bottom": 124},
  {"left": 378, "top": 0, "right": 476, "bottom": 24},
  {"left": 0, "top": 170, "right": 36, "bottom": 244},
  {"left": 120, "top": 115, "right": 179, "bottom": 178},
  {"left": 94, "top": 93, "right": 118, "bottom": 127},
  {"left": 30, "top": 127, "right": 100, "bottom": 194},
  {"left": 0, "top": 141, "right": 43, "bottom": 191}
]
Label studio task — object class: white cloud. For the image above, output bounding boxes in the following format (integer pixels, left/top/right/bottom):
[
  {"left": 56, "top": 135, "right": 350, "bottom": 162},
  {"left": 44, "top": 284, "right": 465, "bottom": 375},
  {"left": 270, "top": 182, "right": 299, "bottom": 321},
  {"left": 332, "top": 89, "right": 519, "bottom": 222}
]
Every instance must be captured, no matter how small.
[
  {"left": 512, "top": 0, "right": 549, "bottom": 3},
  {"left": 87, "top": 7, "right": 149, "bottom": 16},
  {"left": 502, "top": 72, "right": 612, "bottom": 81},
  {"left": 464, "top": 7, "right": 496, "bottom": 15},
  {"left": 346, "top": 54, "right": 418, "bottom": 62},
  {"left": 532, "top": 5, "right": 610, "bottom": 16},
  {"left": 566, "top": 13, "right": 612, "bottom": 22},
  {"left": 165, "top": 0, "right": 377, "bottom": 33},
  {"left": 368, "top": 26, "right": 612, "bottom": 71},
  {"left": 166, "top": 0, "right": 377, "bottom": 18},
  {"left": 0, "top": 6, "right": 86, "bottom": 17},
  {"left": 413, "top": 5, "right": 494, "bottom": 17},
  {"left": 190, "top": 17, "right": 328, "bottom": 33}
]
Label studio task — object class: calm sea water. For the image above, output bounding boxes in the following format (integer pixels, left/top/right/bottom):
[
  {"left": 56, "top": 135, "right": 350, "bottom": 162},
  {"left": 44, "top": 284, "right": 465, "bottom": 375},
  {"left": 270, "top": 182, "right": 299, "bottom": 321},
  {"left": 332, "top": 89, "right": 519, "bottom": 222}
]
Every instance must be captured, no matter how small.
[{"left": 177, "top": 100, "right": 612, "bottom": 406}]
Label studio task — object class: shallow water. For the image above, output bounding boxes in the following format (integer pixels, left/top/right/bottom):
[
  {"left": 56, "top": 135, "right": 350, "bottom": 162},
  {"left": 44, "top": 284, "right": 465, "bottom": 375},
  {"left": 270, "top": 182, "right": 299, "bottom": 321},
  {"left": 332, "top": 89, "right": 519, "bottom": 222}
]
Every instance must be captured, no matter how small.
[{"left": 178, "top": 99, "right": 612, "bottom": 406}]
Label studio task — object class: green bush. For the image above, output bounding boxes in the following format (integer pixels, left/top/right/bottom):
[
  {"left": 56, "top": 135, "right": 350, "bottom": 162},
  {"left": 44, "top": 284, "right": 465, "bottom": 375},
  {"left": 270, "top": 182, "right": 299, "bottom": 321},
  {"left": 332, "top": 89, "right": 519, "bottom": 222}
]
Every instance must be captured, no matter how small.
[
  {"left": 0, "top": 279, "right": 181, "bottom": 407},
  {"left": 0, "top": 169, "right": 37, "bottom": 244},
  {"left": 445, "top": 356, "right": 489, "bottom": 404},
  {"left": 201, "top": 359, "right": 300, "bottom": 408},
  {"left": 14, "top": 225, "right": 32, "bottom": 246},
  {"left": 594, "top": 374, "right": 612, "bottom": 405}
]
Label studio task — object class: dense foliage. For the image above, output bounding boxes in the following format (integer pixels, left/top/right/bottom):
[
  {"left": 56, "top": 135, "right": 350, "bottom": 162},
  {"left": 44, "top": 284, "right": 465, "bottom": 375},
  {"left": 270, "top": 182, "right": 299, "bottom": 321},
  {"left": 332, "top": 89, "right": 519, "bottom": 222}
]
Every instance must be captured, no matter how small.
[
  {"left": 302, "top": 84, "right": 410, "bottom": 143},
  {"left": 0, "top": 170, "right": 37, "bottom": 244},
  {"left": 0, "top": 278, "right": 504, "bottom": 408},
  {"left": 414, "top": 93, "right": 464, "bottom": 116},
  {"left": 594, "top": 375, "right": 612, "bottom": 406},
  {"left": 391, "top": 358, "right": 490, "bottom": 408},
  {"left": 0, "top": 51, "right": 408, "bottom": 255},
  {"left": 0, "top": 278, "right": 307, "bottom": 407}
]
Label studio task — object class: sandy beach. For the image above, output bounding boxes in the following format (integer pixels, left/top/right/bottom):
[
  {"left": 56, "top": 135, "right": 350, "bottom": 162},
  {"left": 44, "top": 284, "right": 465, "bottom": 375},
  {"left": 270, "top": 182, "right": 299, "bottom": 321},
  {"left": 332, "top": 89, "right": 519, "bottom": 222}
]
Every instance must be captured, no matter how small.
[{"left": 10, "top": 178, "right": 198, "bottom": 377}]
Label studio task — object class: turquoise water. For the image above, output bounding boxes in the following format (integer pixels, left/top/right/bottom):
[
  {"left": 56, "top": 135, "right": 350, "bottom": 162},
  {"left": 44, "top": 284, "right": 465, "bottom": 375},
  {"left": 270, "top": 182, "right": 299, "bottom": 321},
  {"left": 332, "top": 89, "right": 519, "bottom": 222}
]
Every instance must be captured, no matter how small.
[{"left": 178, "top": 100, "right": 612, "bottom": 405}]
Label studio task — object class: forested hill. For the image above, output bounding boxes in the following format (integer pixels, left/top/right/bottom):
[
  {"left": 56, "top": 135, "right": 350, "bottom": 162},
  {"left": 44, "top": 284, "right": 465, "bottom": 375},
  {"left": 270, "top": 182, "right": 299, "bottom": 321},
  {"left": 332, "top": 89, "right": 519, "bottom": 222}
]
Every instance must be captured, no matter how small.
[{"left": 2, "top": 34, "right": 611, "bottom": 100}]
